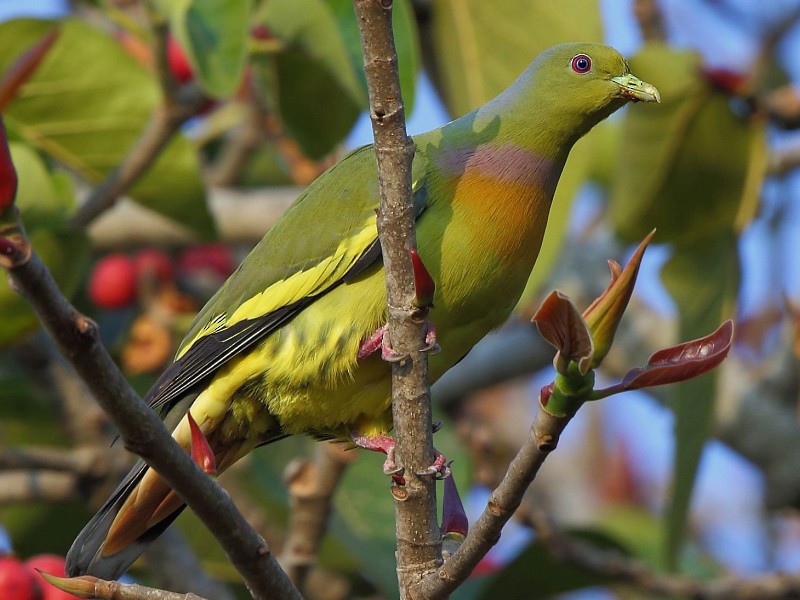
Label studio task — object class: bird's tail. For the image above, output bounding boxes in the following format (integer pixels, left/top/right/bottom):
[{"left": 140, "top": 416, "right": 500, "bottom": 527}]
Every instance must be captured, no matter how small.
[
  {"left": 65, "top": 459, "right": 185, "bottom": 579},
  {"left": 66, "top": 407, "right": 254, "bottom": 580}
]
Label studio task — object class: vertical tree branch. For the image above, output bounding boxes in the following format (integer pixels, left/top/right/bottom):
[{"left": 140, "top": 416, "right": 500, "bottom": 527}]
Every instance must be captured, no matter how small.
[{"left": 351, "top": 0, "right": 441, "bottom": 596}]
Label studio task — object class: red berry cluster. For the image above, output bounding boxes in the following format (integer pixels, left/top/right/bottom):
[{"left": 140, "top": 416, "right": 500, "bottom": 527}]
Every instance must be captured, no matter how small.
[
  {"left": 0, "top": 554, "right": 73, "bottom": 600},
  {"left": 87, "top": 244, "right": 235, "bottom": 310}
]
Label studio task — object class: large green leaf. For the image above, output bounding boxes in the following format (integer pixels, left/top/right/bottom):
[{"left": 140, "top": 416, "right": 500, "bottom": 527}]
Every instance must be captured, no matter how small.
[
  {"left": 0, "top": 141, "right": 91, "bottom": 347},
  {"left": 0, "top": 18, "right": 214, "bottom": 238},
  {"left": 660, "top": 235, "right": 739, "bottom": 568},
  {"left": 327, "top": 0, "right": 420, "bottom": 114},
  {"left": 9, "top": 141, "right": 73, "bottom": 228},
  {"left": 156, "top": 0, "right": 252, "bottom": 97},
  {"left": 428, "top": 0, "right": 602, "bottom": 117},
  {"left": 252, "top": 0, "right": 365, "bottom": 159},
  {"left": 252, "top": 0, "right": 420, "bottom": 159},
  {"left": 609, "top": 43, "right": 765, "bottom": 245}
]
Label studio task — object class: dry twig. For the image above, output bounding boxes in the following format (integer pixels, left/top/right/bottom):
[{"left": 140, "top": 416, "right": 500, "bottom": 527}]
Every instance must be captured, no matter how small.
[
  {"left": 0, "top": 218, "right": 300, "bottom": 599},
  {"left": 280, "top": 442, "right": 356, "bottom": 591}
]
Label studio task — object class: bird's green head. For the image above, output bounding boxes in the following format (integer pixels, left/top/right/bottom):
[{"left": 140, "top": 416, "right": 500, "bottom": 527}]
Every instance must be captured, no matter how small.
[{"left": 520, "top": 42, "right": 660, "bottom": 145}]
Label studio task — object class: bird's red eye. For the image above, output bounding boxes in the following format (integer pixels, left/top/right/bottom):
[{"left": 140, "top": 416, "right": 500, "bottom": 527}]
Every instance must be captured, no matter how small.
[{"left": 571, "top": 54, "right": 592, "bottom": 74}]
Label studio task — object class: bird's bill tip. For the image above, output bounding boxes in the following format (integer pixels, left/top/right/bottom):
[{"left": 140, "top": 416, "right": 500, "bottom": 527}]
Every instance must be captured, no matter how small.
[{"left": 611, "top": 74, "right": 661, "bottom": 103}]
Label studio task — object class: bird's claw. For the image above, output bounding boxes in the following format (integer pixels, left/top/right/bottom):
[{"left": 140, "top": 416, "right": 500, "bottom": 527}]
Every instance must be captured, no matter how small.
[
  {"left": 351, "top": 430, "right": 449, "bottom": 483},
  {"left": 380, "top": 338, "right": 405, "bottom": 363},
  {"left": 381, "top": 446, "right": 404, "bottom": 476},
  {"left": 415, "top": 451, "right": 450, "bottom": 480},
  {"left": 420, "top": 322, "right": 440, "bottom": 354},
  {"left": 358, "top": 322, "right": 440, "bottom": 362}
]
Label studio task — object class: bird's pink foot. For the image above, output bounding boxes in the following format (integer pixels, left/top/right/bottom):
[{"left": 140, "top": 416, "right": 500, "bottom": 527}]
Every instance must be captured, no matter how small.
[
  {"left": 357, "top": 322, "right": 439, "bottom": 362},
  {"left": 357, "top": 325, "right": 404, "bottom": 362},
  {"left": 350, "top": 432, "right": 451, "bottom": 484},
  {"left": 422, "top": 321, "right": 440, "bottom": 355}
]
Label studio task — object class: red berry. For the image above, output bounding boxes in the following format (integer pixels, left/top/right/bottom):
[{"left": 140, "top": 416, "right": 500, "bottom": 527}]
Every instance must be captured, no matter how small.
[
  {"left": 471, "top": 556, "right": 501, "bottom": 578},
  {"left": 250, "top": 24, "right": 273, "bottom": 41},
  {"left": 133, "top": 248, "right": 173, "bottom": 283},
  {"left": 0, "top": 555, "right": 40, "bottom": 600},
  {"left": 177, "top": 244, "right": 235, "bottom": 279},
  {"left": 88, "top": 254, "right": 138, "bottom": 309},
  {"left": 24, "top": 555, "right": 71, "bottom": 600},
  {"left": 167, "top": 37, "right": 193, "bottom": 84}
]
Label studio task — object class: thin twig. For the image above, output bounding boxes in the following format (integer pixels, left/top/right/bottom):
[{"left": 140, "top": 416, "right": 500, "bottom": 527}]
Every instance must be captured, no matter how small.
[
  {"left": 0, "top": 217, "right": 300, "bottom": 600},
  {"left": 69, "top": 84, "right": 206, "bottom": 229},
  {"left": 145, "top": 528, "right": 237, "bottom": 600},
  {"left": 524, "top": 508, "right": 800, "bottom": 599},
  {"left": 633, "top": 0, "right": 666, "bottom": 42},
  {"left": 69, "top": 3, "right": 208, "bottom": 229},
  {"left": 41, "top": 571, "right": 210, "bottom": 600},
  {"left": 352, "top": 0, "right": 441, "bottom": 597},
  {"left": 0, "top": 470, "right": 81, "bottom": 504},
  {"left": 280, "top": 442, "right": 356, "bottom": 591},
  {"left": 0, "top": 445, "right": 107, "bottom": 473}
]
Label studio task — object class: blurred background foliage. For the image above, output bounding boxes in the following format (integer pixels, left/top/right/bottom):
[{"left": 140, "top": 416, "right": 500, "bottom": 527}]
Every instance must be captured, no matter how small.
[{"left": 2, "top": 0, "right": 800, "bottom": 599}]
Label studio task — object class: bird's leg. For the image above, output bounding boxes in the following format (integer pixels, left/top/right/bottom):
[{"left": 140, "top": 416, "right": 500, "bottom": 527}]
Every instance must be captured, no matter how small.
[
  {"left": 357, "top": 322, "right": 440, "bottom": 363},
  {"left": 350, "top": 431, "right": 451, "bottom": 485}
]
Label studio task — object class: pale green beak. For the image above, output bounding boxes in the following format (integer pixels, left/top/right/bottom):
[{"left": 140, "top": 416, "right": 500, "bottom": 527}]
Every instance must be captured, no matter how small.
[{"left": 611, "top": 74, "right": 661, "bottom": 103}]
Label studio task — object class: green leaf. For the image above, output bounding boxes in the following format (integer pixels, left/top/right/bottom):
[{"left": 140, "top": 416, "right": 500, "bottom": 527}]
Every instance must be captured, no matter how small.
[
  {"left": 252, "top": 0, "right": 419, "bottom": 159},
  {"left": 10, "top": 141, "right": 72, "bottom": 228},
  {"left": 660, "top": 234, "right": 739, "bottom": 568},
  {"left": 0, "top": 18, "right": 214, "bottom": 238},
  {"left": 251, "top": 0, "right": 364, "bottom": 159},
  {"left": 0, "top": 139, "right": 90, "bottom": 346},
  {"left": 267, "top": 45, "right": 363, "bottom": 160},
  {"left": 326, "top": 0, "right": 420, "bottom": 114},
  {"left": 0, "top": 227, "right": 91, "bottom": 347},
  {"left": 477, "top": 528, "right": 630, "bottom": 600},
  {"left": 157, "top": 0, "right": 252, "bottom": 97},
  {"left": 428, "top": 0, "right": 602, "bottom": 116},
  {"left": 609, "top": 43, "right": 765, "bottom": 245}
]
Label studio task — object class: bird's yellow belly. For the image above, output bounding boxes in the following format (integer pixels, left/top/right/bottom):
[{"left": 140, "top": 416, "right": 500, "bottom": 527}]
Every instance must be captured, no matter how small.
[{"left": 206, "top": 178, "right": 548, "bottom": 443}]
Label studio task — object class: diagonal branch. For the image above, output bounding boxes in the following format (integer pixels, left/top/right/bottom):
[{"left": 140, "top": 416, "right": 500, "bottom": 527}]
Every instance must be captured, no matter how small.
[
  {"left": 0, "top": 216, "right": 300, "bottom": 599},
  {"left": 352, "top": 0, "right": 441, "bottom": 597},
  {"left": 414, "top": 407, "right": 573, "bottom": 598},
  {"left": 69, "top": 8, "right": 207, "bottom": 229},
  {"left": 523, "top": 507, "right": 800, "bottom": 600}
]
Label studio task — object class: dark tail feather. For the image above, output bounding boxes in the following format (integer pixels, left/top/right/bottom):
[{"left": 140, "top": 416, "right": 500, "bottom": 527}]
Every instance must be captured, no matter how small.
[{"left": 65, "top": 460, "right": 184, "bottom": 579}]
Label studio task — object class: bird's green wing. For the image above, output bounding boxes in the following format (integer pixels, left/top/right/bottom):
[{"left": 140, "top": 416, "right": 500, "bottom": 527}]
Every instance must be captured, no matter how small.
[{"left": 144, "top": 144, "right": 429, "bottom": 412}]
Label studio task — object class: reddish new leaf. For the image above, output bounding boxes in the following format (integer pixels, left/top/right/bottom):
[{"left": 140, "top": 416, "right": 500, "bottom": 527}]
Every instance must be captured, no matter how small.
[
  {"left": 187, "top": 411, "right": 217, "bottom": 475},
  {"left": 0, "top": 28, "right": 60, "bottom": 111},
  {"left": 583, "top": 230, "right": 654, "bottom": 367},
  {"left": 441, "top": 467, "right": 468, "bottom": 537},
  {"left": 409, "top": 247, "right": 435, "bottom": 308},
  {"left": 533, "top": 290, "right": 593, "bottom": 374},
  {"left": 0, "top": 116, "right": 17, "bottom": 213},
  {"left": 620, "top": 320, "right": 734, "bottom": 390}
]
